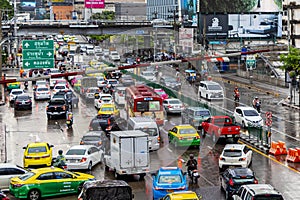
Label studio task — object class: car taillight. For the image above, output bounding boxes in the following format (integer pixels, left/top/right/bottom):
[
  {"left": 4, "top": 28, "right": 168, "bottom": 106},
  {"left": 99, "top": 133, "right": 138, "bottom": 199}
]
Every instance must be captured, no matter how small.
[
  {"left": 178, "top": 186, "right": 186, "bottom": 190},
  {"left": 25, "top": 156, "right": 33, "bottom": 159},
  {"left": 195, "top": 135, "right": 200, "bottom": 139},
  {"left": 179, "top": 137, "right": 183, "bottom": 140},
  {"left": 80, "top": 141, "right": 84, "bottom": 145},
  {"left": 157, "top": 137, "right": 160, "bottom": 143},
  {"left": 229, "top": 178, "right": 234, "bottom": 186},
  {"left": 219, "top": 157, "right": 225, "bottom": 161},
  {"left": 154, "top": 186, "right": 163, "bottom": 190},
  {"left": 62, "top": 105, "right": 66, "bottom": 110},
  {"left": 46, "top": 106, "right": 48, "bottom": 110},
  {"left": 15, "top": 101, "right": 21, "bottom": 104},
  {"left": 167, "top": 105, "right": 173, "bottom": 108},
  {"left": 239, "top": 157, "right": 246, "bottom": 161},
  {"left": 80, "top": 157, "right": 87, "bottom": 162},
  {"left": 254, "top": 179, "right": 258, "bottom": 184},
  {"left": 13, "top": 184, "right": 24, "bottom": 188},
  {"left": 98, "top": 141, "right": 102, "bottom": 145},
  {"left": 107, "top": 118, "right": 111, "bottom": 125},
  {"left": 99, "top": 100, "right": 102, "bottom": 103},
  {"left": 42, "top": 154, "right": 50, "bottom": 158}
]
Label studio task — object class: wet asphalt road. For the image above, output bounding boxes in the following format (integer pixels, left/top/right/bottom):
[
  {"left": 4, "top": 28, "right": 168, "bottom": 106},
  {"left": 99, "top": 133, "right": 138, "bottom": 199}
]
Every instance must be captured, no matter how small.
[{"left": 1, "top": 65, "right": 300, "bottom": 200}]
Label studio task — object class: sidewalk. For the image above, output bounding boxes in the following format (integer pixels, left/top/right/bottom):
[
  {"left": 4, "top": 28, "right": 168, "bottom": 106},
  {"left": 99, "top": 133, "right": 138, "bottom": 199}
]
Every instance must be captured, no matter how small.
[{"left": 217, "top": 72, "right": 300, "bottom": 110}]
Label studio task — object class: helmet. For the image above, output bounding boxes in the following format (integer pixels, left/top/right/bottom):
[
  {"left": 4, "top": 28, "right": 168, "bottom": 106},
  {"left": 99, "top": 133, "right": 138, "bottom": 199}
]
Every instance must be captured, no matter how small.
[
  {"left": 255, "top": 96, "right": 258, "bottom": 99},
  {"left": 58, "top": 150, "right": 63, "bottom": 155},
  {"left": 189, "top": 154, "right": 194, "bottom": 159},
  {"left": 235, "top": 87, "right": 238, "bottom": 89}
]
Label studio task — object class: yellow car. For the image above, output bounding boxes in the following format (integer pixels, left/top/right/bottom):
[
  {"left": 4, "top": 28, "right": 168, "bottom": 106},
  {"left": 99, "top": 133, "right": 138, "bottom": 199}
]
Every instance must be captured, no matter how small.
[
  {"left": 23, "top": 142, "right": 54, "bottom": 168},
  {"left": 162, "top": 191, "right": 201, "bottom": 200},
  {"left": 10, "top": 167, "right": 95, "bottom": 200},
  {"left": 168, "top": 125, "right": 200, "bottom": 147},
  {"left": 97, "top": 103, "right": 120, "bottom": 116}
]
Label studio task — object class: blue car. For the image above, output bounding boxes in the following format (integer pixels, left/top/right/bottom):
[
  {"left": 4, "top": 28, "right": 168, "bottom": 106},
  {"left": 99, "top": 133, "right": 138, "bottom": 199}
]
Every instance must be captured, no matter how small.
[{"left": 152, "top": 167, "right": 188, "bottom": 200}]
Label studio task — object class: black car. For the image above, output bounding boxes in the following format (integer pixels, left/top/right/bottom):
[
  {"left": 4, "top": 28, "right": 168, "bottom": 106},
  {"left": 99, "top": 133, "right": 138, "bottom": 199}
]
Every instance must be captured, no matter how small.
[
  {"left": 14, "top": 94, "right": 32, "bottom": 110},
  {"left": 88, "top": 114, "right": 121, "bottom": 133},
  {"left": 220, "top": 167, "right": 258, "bottom": 200},
  {"left": 159, "top": 76, "right": 181, "bottom": 90},
  {"left": 80, "top": 131, "right": 109, "bottom": 151},
  {"left": 52, "top": 90, "right": 79, "bottom": 108}
]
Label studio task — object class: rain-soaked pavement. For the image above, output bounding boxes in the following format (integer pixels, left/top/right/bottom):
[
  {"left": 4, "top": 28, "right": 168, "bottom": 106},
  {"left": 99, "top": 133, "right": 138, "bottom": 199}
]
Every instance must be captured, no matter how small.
[{"left": 1, "top": 65, "right": 300, "bottom": 200}]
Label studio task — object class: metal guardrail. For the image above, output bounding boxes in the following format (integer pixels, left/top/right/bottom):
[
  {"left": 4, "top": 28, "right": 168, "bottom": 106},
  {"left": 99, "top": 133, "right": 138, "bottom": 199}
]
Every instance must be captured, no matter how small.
[{"left": 259, "top": 53, "right": 280, "bottom": 79}]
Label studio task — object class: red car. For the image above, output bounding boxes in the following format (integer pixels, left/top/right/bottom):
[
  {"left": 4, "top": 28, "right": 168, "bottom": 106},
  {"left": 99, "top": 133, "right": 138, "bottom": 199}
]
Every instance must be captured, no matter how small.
[{"left": 154, "top": 88, "right": 168, "bottom": 100}]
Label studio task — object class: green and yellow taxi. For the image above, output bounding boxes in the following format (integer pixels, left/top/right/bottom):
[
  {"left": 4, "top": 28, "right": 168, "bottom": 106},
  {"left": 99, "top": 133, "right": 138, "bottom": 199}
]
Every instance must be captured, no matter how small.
[
  {"left": 162, "top": 191, "right": 201, "bottom": 200},
  {"left": 10, "top": 167, "right": 95, "bottom": 200},
  {"left": 168, "top": 125, "right": 200, "bottom": 147},
  {"left": 23, "top": 142, "right": 54, "bottom": 168},
  {"left": 7, "top": 82, "right": 21, "bottom": 90},
  {"left": 97, "top": 103, "right": 120, "bottom": 116}
]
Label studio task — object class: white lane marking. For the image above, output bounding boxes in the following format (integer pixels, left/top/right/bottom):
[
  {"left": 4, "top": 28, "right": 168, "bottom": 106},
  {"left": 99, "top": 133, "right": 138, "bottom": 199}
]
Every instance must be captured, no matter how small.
[{"left": 167, "top": 148, "right": 172, "bottom": 152}]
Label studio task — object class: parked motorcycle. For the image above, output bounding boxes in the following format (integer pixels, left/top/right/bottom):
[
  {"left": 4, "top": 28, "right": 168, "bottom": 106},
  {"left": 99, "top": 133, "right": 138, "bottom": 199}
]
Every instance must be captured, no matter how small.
[{"left": 188, "top": 169, "right": 200, "bottom": 184}]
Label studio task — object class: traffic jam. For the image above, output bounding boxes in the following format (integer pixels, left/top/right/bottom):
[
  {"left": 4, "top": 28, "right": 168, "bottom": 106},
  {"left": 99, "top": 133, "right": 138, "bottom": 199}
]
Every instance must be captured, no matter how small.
[{"left": 0, "top": 35, "right": 297, "bottom": 200}]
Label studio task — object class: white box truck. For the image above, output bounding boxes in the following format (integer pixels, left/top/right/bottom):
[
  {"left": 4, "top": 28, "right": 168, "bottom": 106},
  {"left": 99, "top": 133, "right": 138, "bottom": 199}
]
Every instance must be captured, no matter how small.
[{"left": 104, "top": 130, "right": 150, "bottom": 179}]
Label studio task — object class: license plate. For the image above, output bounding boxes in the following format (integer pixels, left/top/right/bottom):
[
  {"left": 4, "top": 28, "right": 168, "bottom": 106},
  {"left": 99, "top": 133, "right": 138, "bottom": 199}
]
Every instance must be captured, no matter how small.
[
  {"left": 167, "top": 190, "right": 174, "bottom": 192},
  {"left": 34, "top": 157, "right": 40, "bottom": 160},
  {"left": 227, "top": 135, "right": 232, "bottom": 137},
  {"left": 22, "top": 101, "right": 25, "bottom": 104}
]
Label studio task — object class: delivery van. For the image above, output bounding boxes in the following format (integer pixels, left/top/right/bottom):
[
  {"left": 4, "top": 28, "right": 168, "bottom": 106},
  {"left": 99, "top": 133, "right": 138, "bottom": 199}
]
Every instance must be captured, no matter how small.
[{"left": 128, "top": 117, "right": 160, "bottom": 151}]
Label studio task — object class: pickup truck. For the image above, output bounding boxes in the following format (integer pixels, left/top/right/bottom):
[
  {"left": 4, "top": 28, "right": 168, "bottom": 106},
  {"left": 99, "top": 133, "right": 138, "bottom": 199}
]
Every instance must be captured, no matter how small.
[
  {"left": 201, "top": 116, "right": 241, "bottom": 143},
  {"left": 46, "top": 98, "right": 69, "bottom": 119}
]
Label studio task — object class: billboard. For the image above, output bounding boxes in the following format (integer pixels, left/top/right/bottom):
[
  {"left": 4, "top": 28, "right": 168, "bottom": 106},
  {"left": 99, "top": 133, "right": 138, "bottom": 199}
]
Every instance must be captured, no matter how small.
[
  {"left": 85, "top": 0, "right": 105, "bottom": 9},
  {"left": 20, "top": 0, "right": 36, "bottom": 12},
  {"left": 179, "top": 28, "right": 194, "bottom": 52},
  {"left": 199, "top": 0, "right": 282, "bottom": 13},
  {"left": 202, "top": 13, "right": 282, "bottom": 39},
  {"left": 181, "top": 0, "right": 198, "bottom": 26}
]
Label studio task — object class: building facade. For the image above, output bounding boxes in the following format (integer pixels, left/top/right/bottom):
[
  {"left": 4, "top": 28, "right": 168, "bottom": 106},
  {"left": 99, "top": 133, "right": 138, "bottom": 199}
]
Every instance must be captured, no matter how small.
[
  {"left": 115, "top": 3, "right": 146, "bottom": 21},
  {"left": 146, "top": 0, "right": 178, "bottom": 21}
]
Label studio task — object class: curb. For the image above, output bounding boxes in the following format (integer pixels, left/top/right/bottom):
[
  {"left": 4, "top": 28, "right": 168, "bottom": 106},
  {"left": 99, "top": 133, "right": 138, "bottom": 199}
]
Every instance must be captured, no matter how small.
[{"left": 281, "top": 102, "right": 300, "bottom": 110}]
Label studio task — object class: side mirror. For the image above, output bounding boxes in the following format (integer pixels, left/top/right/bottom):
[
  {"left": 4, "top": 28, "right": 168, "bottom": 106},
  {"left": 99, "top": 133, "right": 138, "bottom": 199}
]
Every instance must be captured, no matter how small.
[
  {"left": 23, "top": 147, "right": 27, "bottom": 149},
  {"left": 88, "top": 151, "right": 91, "bottom": 155},
  {"left": 50, "top": 145, "right": 54, "bottom": 148}
]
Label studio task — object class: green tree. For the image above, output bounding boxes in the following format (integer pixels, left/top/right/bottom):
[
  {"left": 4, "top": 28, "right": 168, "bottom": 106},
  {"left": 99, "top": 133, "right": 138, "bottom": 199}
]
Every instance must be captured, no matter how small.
[
  {"left": 0, "top": 0, "right": 13, "bottom": 19},
  {"left": 91, "top": 11, "right": 115, "bottom": 20},
  {"left": 200, "top": 0, "right": 256, "bottom": 13},
  {"left": 280, "top": 47, "right": 300, "bottom": 78}
]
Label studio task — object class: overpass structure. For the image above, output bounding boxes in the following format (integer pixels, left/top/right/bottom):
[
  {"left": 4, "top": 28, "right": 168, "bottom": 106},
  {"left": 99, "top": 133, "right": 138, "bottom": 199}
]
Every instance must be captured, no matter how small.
[{"left": 2, "top": 20, "right": 156, "bottom": 36}]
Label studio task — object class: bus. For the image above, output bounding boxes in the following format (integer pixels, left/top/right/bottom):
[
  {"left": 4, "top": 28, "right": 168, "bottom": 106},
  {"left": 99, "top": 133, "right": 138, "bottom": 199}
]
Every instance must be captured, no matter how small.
[{"left": 125, "top": 85, "right": 164, "bottom": 125}]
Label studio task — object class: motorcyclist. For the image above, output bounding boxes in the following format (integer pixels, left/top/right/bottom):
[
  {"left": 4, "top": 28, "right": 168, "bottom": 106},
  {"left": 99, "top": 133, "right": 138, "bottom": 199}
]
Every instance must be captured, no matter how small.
[
  {"left": 234, "top": 87, "right": 240, "bottom": 101},
  {"left": 186, "top": 154, "right": 198, "bottom": 177},
  {"left": 252, "top": 96, "right": 261, "bottom": 112},
  {"left": 53, "top": 150, "right": 66, "bottom": 168}
]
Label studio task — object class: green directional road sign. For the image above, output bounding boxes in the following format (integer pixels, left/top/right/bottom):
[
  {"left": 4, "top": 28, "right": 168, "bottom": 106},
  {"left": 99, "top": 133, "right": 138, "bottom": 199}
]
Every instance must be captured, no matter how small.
[
  {"left": 22, "top": 40, "right": 54, "bottom": 69},
  {"left": 246, "top": 55, "right": 256, "bottom": 70}
]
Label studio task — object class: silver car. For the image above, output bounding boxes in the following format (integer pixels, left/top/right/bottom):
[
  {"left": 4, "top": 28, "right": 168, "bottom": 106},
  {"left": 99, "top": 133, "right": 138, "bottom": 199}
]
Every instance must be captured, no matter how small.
[
  {"left": 163, "top": 98, "right": 185, "bottom": 114},
  {"left": 80, "top": 131, "right": 108, "bottom": 151},
  {"left": 0, "top": 163, "right": 27, "bottom": 191},
  {"left": 65, "top": 145, "right": 104, "bottom": 171},
  {"left": 34, "top": 86, "right": 51, "bottom": 100}
]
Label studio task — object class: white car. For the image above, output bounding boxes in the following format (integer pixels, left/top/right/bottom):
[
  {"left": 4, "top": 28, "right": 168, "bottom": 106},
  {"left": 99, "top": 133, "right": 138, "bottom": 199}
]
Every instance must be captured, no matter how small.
[
  {"left": 0, "top": 163, "right": 27, "bottom": 191},
  {"left": 233, "top": 106, "right": 263, "bottom": 128},
  {"left": 94, "top": 93, "right": 113, "bottom": 110},
  {"left": 140, "top": 71, "right": 157, "bottom": 81},
  {"left": 50, "top": 77, "right": 64, "bottom": 88},
  {"left": 219, "top": 144, "right": 252, "bottom": 170},
  {"left": 34, "top": 80, "right": 49, "bottom": 90},
  {"left": 109, "top": 51, "right": 120, "bottom": 61},
  {"left": 34, "top": 86, "right": 51, "bottom": 100},
  {"left": 65, "top": 145, "right": 104, "bottom": 171},
  {"left": 9, "top": 89, "right": 25, "bottom": 103},
  {"left": 106, "top": 79, "right": 119, "bottom": 87},
  {"left": 97, "top": 76, "right": 107, "bottom": 88},
  {"left": 103, "top": 49, "right": 110, "bottom": 57},
  {"left": 163, "top": 98, "right": 185, "bottom": 114},
  {"left": 52, "top": 83, "right": 68, "bottom": 94},
  {"left": 198, "top": 81, "right": 224, "bottom": 100}
]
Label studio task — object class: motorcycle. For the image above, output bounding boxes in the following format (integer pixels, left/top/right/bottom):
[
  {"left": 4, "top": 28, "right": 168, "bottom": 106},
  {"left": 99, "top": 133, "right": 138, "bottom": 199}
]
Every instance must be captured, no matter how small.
[
  {"left": 234, "top": 92, "right": 240, "bottom": 102},
  {"left": 66, "top": 112, "right": 73, "bottom": 129},
  {"left": 24, "top": 81, "right": 28, "bottom": 90},
  {"left": 254, "top": 102, "right": 261, "bottom": 113},
  {"left": 52, "top": 158, "right": 67, "bottom": 170},
  {"left": 188, "top": 169, "right": 200, "bottom": 184}
]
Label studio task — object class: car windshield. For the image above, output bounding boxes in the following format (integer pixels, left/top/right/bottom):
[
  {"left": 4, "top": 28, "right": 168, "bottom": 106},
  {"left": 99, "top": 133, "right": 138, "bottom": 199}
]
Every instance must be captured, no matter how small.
[
  {"left": 66, "top": 149, "right": 86, "bottom": 155},
  {"left": 28, "top": 146, "right": 47, "bottom": 153},
  {"left": 37, "top": 88, "right": 49, "bottom": 91},
  {"left": 244, "top": 110, "right": 259, "bottom": 116},
  {"left": 101, "top": 107, "right": 114, "bottom": 111},
  {"left": 195, "top": 110, "right": 211, "bottom": 116},
  {"left": 155, "top": 91, "right": 165, "bottom": 95},
  {"left": 168, "top": 100, "right": 181, "bottom": 104},
  {"left": 18, "top": 172, "right": 35, "bottom": 181},
  {"left": 12, "top": 91, "right": 23, "bottom": 95},
  {"left": 83, "top": 136, "right": 101, "bottom": 141},
  {"left": 207, "top": 85, "right": 222, "bottom": 90},
  {"left": 179, "top": 128, "right": 196, "bottom": 134},
  {"left": 136, "top": 128, "right": 158, "bottom": 136},
  {"left": 158, "top": 175, "right": 182, "bottom": 183},
  {"left": 223, "top": 149, "right": 242, "bottom": 157}
]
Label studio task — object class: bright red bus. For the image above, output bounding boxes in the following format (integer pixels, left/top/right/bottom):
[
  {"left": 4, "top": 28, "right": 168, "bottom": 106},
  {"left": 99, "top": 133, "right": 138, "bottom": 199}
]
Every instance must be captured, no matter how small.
[{"left": 125, "top": 85, "right": 164, "bottom": 125}]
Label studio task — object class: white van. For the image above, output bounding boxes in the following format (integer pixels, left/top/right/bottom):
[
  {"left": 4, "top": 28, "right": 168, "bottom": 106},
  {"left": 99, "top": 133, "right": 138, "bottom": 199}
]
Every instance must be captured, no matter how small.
[
  {"left": 127, "top": 117, "right": 160, "bottom": 151},
  {"left": 198, "top": 81, "right": 224, "bottom": 100}
]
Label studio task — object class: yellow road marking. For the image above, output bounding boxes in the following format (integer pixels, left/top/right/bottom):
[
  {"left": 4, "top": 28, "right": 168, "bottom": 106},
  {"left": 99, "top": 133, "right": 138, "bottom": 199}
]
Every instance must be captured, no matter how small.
[{"left": 238, "top": 140, "right": 300, "bottom": 174}]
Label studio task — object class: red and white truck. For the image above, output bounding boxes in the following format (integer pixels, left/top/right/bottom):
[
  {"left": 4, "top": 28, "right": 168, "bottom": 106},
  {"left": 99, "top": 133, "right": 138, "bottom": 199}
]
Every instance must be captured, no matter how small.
[{"left": 201, "top": 116, "right": 241, "bottom": 143}]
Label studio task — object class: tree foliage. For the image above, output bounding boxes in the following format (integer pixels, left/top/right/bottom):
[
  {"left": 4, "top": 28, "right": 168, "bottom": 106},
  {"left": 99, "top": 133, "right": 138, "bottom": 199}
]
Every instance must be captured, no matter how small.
[
  {"left": 91, "top": 11, "right": 115, "bottom": 20},
  {"left": 0, "top": 0, "right": 13, "bottom": 19},
  {"left": 200, "top": 0, "right": 256, "bottom": 13},
  {"left": 280, "top": 47, "right": 300, "bottom": 77}
]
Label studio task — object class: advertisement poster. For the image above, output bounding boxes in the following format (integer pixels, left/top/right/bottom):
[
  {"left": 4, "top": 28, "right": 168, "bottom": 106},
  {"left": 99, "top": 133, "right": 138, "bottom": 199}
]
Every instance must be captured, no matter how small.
[
  {"left": 199, "top": 0, "right": 282, "bottom": 13},
  {"left": 85, "top": 0, "right": 105, "bottom": 9},
  {"left": 20, "top": 0, "right": 36, "bottom": 12},
  {"left": 204, "top": 15, "right": 228, "bottom": 38},
  {"left": 179, "top": 28, "right": 194, "bottom": 52},
  {"left": 181, "top": 0, "right": 198, "bottom": 26}
]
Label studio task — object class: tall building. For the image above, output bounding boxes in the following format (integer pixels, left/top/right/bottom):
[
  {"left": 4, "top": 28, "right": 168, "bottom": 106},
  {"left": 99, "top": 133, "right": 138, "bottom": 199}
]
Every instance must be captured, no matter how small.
[
  {"left": 146, "top": 0, "right": 178, "bottom": 21},
  {"left": 282, "top": 0, "right": 300, "bottom": 48}
]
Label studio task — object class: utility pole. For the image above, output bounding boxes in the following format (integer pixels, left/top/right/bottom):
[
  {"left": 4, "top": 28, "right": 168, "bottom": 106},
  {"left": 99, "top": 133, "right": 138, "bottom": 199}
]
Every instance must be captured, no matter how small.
[
  {"left": 0, "top": 10, "right": 3, "bottom": 102},
  {"left": 14, "top": 0, "right": 18, "bottom": 68}
]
